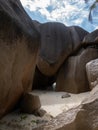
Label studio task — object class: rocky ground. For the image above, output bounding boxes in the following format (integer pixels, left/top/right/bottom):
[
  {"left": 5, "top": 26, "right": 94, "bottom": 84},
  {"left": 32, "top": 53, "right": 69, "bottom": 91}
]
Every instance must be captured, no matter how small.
[{"left": 0, "top": 90, "right": 90, "bottom": 130}]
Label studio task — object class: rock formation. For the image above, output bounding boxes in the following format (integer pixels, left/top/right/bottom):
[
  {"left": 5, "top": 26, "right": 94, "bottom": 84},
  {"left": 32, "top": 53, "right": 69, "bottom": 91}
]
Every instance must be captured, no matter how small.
[
  {"left": 37, "top": 23, "right": 88, "bottom": 76},
  {"left": 33, "top": 27, "right": 98, "bottom": 93},
  {"left": 0, "top": 0, "right": 98, "bottom": 124},
  {"left": 84, "top": 29, "right": 98, "bottom": 90},
  {"left": 35, "top": 85, "right": 98, "bottom": 130},
  {"left": 20, "top": 92, "right": 41, "bottom": 114},
  {"left": 83, "top": 29, "right": 98, "bottom": 44},
  {"left": 33, "top": 24, "right": 88, "bottom": 90},
  {"left": 86, "top": 58, "right": 98, "bottom": 89},
  {"left": 0, "top": 0, "right": 40, "bottom": 118},
  {"left": 56, "top": 48, "right": 98, "bottom": 93},
  {"left": 56, "top": 28, "right": 98, "bottom": 93}
]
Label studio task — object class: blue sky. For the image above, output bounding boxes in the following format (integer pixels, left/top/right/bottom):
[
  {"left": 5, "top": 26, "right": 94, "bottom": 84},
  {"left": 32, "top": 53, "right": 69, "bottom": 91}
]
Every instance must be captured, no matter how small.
[{"left": 20, "top": 0, "right": 98, "bottom": 32}]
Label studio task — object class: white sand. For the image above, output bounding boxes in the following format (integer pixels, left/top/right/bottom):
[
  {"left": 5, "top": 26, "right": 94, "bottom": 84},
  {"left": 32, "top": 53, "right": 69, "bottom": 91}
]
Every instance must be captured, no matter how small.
[
  {"left": 0, "top": 91, "right": 90, "bottom": 130},
  {"left": 32, "top": 91, "right": 90, "bottom": 117}
]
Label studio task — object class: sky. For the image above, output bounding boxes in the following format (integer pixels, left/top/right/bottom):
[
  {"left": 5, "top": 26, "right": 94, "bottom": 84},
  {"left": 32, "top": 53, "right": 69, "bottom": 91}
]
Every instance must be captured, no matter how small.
[{"left": 20, "top": 0, "right": 98, "bottom": 32}]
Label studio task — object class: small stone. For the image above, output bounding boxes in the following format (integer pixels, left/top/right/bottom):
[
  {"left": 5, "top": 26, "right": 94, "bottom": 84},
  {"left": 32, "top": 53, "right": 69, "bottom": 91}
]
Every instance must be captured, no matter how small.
[
  {"left": 34, "top": 109, "right": 46, "bottom": 117},
  {"left": 61, "top": 93, "right": 71, "bottom": 98}
]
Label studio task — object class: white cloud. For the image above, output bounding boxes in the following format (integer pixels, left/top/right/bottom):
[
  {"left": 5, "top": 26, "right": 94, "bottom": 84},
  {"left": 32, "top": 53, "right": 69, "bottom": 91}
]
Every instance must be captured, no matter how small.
[
  {"left": 20, "top": 0, "right": 97, "bottom": 32},
  {"left": 21, "top": 0, "right": 50, "bottom": 11}
]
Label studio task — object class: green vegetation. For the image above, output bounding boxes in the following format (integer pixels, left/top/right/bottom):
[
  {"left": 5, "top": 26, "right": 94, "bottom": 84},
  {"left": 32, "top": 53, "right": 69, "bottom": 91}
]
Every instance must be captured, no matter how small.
[{"left": 20, "top": 114, "right": 28, "bottom": 121}]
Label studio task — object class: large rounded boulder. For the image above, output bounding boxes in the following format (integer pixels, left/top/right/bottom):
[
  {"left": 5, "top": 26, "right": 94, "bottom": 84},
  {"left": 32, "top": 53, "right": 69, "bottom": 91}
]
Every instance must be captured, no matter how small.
[
  {"left": 37, "top": 23, "right": 88, "bottom": 76},
  {"left": 86, "top": 58, "right": 98, "bottom": 90},
  {"left": 33, "top": 24, "right": 88, "bottom": 90},
  {"left": 37, "top": 22, "right": 72, "bottom": 76},
  {"left": 56, "top": 47, "right": 98, "bottom": 93},
  {"left": 0, "top": 0, "right": 40, "bottom": 118}
]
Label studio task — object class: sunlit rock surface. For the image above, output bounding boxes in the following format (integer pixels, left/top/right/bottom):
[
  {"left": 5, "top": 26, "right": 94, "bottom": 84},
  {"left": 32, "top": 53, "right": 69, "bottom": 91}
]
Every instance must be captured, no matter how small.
[
  {"left": 0, "top": 0, "right": 40, "bottom": 118},
  {"left": 36, "top": 86, "right": 98, "bottom": 130},
  {"left": 56, "top": 48, "right": 98, "bottom": 93},
  {"left": 86, "top": 58, "right": 98, "bottom": 89}
]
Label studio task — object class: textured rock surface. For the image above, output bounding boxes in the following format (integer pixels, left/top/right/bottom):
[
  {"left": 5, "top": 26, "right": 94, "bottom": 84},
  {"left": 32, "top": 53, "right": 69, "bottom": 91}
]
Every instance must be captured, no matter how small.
[
  {"left": 0, "top": 110, "right": 52, "bottom": 130},
  {"left": 56, "top": 48, "right": 98, "bottom": 93},
  {"left": 0, "top": 0, "right": 40, "bottom": 118},
  {"left": 83, "top": 29, "right": 98, "bottom": 44},
  {"left": 37, "top": 23, "right": 88, "bottom": 76},
  {"left": 0, "top": 91, "right": 89, "bottom": 130},
  {"left": 37, "top": 22, "right": 72, "bottom": 76},
  {"left": 35, "top": 85, "right": 98, "bottom": 130},
  {"left": 86, "top": 58, "right": 98, "bottom": 89},
  {"left": 33, "top": 66, "right": 56, "bottom": 90},
  {"left": 33, "top": 24, "right": 88, "bottom": 90},
  {"left": 20, "top": 93, "right": 41, "bottom": 114}
]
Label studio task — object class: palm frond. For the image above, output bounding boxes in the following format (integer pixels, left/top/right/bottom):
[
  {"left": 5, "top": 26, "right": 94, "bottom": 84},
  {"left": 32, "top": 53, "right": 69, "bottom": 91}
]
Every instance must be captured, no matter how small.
[
  {"left": 89, "top": 1, "right": 96, "bottom": 22},
  {"left": 88, "top": 10, "right": 92, "bottom": 22},
  {"left": 84, "top": 0, "right": 98, "bottom": 22}
]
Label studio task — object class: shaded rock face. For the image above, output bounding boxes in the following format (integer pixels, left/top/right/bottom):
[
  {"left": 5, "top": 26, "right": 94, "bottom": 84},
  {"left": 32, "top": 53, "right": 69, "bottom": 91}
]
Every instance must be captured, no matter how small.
[
  {"left": 33, "top": 67, "right": 56, "bottom": 90},
  {"left": 69, "top": 26, "right": 89, "bottom": 52},
  {"left": 37, "top": 23, "right": 88, "bottom": 76},
  {"left": 37, "top": 22, "right": 72, "bottom": 76},
  {"left": 20, "top": 92, "right": 41, "bottom": 114},
  {"left": 56, "top": 47, "right": 98, "bottom": 93},
  {"left": 83, "top": 29, "right": 98, "bottom": 44},
  {"left": 83, "top": 29, "right": 98, "bottom": 90},
  {"left": 33, "top": 24, "right": 88, "bottom": 90},
  {"left": 86, "top": 58, "right": 98, "bottom": 90},
  {"left": 36, "top": 85, "right": 98, "bottom": 130},
  {"left": 0, "top": 0, "right": 40, "bottom": 118}
]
